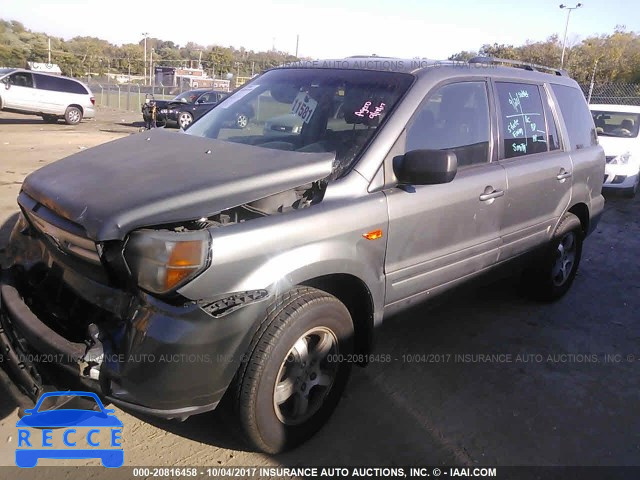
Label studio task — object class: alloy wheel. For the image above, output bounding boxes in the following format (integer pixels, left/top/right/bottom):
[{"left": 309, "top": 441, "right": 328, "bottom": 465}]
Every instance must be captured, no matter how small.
[{"left": 273, "top": 327, "right": 339, "bottom": 425}]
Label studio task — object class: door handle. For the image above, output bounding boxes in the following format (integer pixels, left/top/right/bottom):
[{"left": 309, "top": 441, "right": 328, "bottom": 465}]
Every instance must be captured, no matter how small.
[
  {"left": 479, "top": 189, "right": 504, "bottom": 202},
  {"left": 556, "top": 169, "right": 572, "bottom": 181}
]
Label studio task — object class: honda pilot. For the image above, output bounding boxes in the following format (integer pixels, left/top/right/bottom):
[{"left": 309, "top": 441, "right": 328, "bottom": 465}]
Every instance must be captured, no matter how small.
[{"left": 0, "top": 57, "right": 605, "bottom": 453}]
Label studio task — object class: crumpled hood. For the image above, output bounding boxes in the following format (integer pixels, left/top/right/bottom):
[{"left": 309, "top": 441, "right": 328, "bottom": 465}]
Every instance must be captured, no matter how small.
[{"left": 21, "top": 129, "right": 334, "bottom": 241}]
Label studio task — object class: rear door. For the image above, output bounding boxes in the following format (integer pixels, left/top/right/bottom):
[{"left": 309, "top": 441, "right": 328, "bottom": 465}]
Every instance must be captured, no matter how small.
[
  {"left": 384, "top": 80, "right": 507, "bottom": 308},
  {"left": 3, "top": 72, "right": 36, "bottom": 110},
  {"left": 493, "top": 81, "right": 572, "bottom": 259}
]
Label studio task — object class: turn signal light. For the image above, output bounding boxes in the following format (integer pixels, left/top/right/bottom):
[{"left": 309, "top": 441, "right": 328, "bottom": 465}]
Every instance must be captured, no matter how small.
[{"left": 362, "top": 229, "right": 383, "bottom": 240}]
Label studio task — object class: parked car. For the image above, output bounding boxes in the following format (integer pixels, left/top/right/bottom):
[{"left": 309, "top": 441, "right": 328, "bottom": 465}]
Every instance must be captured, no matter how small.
[
  {"left": 0, "top": 68, "right": 95, "bottom": 125},
  {"left": 142, "top": 89, "right": 253, "bottom": 130},
  {"left": 590, "top": 104, "right": 640, "bottom": 197},
  {"left": 1, "top": 57, "right": 604, "bottom": 454}
]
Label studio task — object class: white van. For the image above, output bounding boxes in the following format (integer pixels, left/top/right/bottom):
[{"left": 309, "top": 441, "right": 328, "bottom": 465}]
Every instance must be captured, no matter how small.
[
  {"left": 0, "top": 68, "right": 95, "bottom": 125},
  {"left": 590, "top": 104, "right": 640, "bottom": 198}
]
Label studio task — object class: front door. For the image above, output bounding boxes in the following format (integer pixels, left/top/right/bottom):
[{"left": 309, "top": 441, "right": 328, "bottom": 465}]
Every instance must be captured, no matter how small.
[{"left": 3, "top": 72, "right": 36, "bottom": 110}]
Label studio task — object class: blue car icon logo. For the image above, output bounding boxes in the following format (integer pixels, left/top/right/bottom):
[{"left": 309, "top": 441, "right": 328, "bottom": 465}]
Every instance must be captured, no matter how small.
[{"left": 15, "top": 391, "right": 124, "bottom": 468}]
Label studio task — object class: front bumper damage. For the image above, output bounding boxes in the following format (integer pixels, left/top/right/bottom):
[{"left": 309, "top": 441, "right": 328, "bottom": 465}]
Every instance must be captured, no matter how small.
[{"left": 0, "top": 216, "right": 269, "bottom": 420}]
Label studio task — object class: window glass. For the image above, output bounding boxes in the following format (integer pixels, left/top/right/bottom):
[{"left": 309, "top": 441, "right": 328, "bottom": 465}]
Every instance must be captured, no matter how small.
[
  {"left": 551, "top": 84, "right": 597, "bottom": 149},
  {"left": 591, "top": 110, "right": 640, "bottom": 139},
  {"left": 9, "top": 72, "right": 33, "bottom": 88},
  {"left": 63, "top": 78, "right": 89, "bottom": 94},
  {"left": 35, "top": 74, "right": 87, "bottom": 94},
  {"left": 406, "top": 81, "right": 490, "bottom": 167},
  {"left": 496, "top": 82, "right": 548, "bottom": 158},
  {"left": 197, "top": 92, "right": 218, "bottom": 104},
  {"left": 186, "top": 68, "right": 413, "bottom": 178}
]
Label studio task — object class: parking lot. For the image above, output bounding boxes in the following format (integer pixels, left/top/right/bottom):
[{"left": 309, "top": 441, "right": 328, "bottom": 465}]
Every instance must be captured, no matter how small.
[{"left": 0, "top": 108, "right": 639, "bottom": 468}]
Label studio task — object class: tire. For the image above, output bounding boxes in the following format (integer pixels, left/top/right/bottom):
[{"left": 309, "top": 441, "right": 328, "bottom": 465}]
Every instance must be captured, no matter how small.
[
  {"left": 64, "top": 106, "right": 82, "bottom": 125},
  {"left": 523, "top": 212, "right": 583, "bottom": 302},
  {"left": 178, "top": 111, "right": 193, "bottom": 129},
  {"left": 41, "top": 114, "right": 58, "bottom": 123},
  {"left": 236, "top": 113, "right": 249, "bottom": 129},
  {"left": 232, "top": 286, "right": 354, "bottom": 453}
]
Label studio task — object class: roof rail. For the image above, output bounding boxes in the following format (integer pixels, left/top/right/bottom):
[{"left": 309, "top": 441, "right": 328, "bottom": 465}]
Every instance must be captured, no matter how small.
[{"left": 468, "top": 56, "right": 568, "bottom": 77}]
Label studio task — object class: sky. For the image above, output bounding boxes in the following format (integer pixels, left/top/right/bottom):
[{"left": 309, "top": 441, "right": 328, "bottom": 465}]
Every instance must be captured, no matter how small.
[{"left": 2, "top": 0, "right": 639, "bottom": 59}]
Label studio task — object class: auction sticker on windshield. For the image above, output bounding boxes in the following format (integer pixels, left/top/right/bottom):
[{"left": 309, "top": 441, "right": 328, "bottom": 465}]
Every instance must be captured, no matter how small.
[{"left": 291, "top": 91, "right": 318, "bottom": 123}]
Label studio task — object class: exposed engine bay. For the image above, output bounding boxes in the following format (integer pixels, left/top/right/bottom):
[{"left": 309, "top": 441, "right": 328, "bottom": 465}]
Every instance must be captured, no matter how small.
[{"left": 172, "top": 180, "right": 326, "bottom": 231}]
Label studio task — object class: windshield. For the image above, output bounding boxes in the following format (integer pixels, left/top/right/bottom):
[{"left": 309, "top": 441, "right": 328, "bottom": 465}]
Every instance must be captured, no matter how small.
[
  {"left": 186, "top": 68, "right": 413, "bottom": 177},
  {"left": 0, "top": 68, "right": 16, "bottom": 77},
  {"left": 592, "top": 110, "right": 640, "bottom": 138},
  {"left": 173, "top": 91, "right": 201, "bottom": 103}
]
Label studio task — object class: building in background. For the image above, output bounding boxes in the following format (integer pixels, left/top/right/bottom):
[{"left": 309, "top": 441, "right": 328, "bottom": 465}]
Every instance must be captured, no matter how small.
[{"left": 154, "top": 66, "right": 231, "bottom": 92}]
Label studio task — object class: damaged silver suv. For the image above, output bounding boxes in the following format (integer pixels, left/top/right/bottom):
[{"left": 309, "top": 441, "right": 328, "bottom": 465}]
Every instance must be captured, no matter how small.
[{"left": 0, "top": 57, "right": 604, "bottom": 453}]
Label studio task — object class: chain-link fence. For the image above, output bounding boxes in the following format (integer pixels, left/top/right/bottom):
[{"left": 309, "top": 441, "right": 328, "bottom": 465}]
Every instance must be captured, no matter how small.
[
  {"left": 580, "top": 83, "right": 640, "bottom": 106},
  {"left": 86, "top": 82, "right": 192, "bottom": 112}
]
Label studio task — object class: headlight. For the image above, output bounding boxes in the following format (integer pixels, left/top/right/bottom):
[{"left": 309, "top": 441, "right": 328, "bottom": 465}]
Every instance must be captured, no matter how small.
[
  {"left": 292, "top": 125, "right": 302, "bottom": 134},
  {"left": 609, "top": 152, "right": 631, "bottom": 165},
  {"left": 124, "top": 229, "right": 211, "bottom": 294}
]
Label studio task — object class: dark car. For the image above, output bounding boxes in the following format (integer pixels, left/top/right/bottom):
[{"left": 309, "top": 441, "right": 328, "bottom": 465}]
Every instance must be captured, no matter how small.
[{"left": 143, "top": 89, "right": 253, "bottom": 129}]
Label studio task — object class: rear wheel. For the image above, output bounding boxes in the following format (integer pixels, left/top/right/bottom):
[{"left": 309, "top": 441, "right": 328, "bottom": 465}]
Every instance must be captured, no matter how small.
[
  {"left": 64, "top": 106, "right": 82, "bottom": 125},
  {"left": 232, "top": 286, "right": 353, "bottom": 453},
  {"left": 522, "top": 212, "right": 583, "bottom": 301}
]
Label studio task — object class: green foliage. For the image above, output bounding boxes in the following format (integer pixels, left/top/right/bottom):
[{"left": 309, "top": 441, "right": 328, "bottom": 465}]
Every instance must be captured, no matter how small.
[{"left": 1, "top": 17, "right": 638, "bottom": 84}]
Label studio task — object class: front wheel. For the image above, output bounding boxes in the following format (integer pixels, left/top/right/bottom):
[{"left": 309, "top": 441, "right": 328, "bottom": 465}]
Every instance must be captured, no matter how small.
[
  {"left": 235, "top": 113, "right": 249, "bottom": 129},
  {"left": 232, "top": 287, "right": 353, "bottom": 453},
  {"left": 41, "top": 114, "right": 58, "bottom": 123},
  {"left": 178, "top": 111, "right": 193, "bottom": 129},
  {"left": 522, "top": 212, "right": 583, "bottom": 301}
]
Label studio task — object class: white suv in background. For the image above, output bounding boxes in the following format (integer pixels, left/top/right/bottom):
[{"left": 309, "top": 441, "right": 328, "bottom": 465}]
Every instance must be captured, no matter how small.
[
  {"left": 591, "top": 104, "right": 640, "bottom": 198},
  {"left": 0, "top": 68, "right": 95, "bottom": 125}
]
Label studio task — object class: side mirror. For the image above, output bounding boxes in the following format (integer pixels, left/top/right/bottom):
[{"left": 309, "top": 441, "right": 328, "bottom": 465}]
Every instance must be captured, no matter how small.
[
  {"left": 4, "top": 81, "right": 10, "bottom": 90},
  {"left": 394, "top": 149, "right": 458, "bottom": 185}
]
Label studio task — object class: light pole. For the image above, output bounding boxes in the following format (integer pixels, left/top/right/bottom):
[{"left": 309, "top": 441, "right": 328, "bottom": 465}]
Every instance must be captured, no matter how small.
[
  {"left": 559, "top": 3, "right": 582, "bottom": 68},
  {"left": 142, "top": 32, "right": 149, "bottom": 85}
]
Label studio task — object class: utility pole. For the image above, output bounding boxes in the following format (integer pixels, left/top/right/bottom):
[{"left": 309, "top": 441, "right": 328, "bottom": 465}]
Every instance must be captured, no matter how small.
[
  {"left": 150, "top": 48, "right": 154, "bottom": 86},
  {"left": 48, "top": 38, "right": 51, "bottom": 64},
  {"left": 198, "top": 50, "right": 203, "bottom": 70},
  {"left": 295, "top": 34, "right": 299, "bottom": 58},
  {"left": 587, "top": 58, "right": 599, "bottom": 104},
  {"left": 559, "top": 4, "right": 582, "bottom": 69},
  {"left": 142, "top": 32, "right": 149, "bottom": 85}
]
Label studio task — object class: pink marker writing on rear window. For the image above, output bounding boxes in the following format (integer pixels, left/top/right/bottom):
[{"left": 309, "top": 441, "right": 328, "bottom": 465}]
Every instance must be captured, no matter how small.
[{"left": 354, "top": 101, "right": 386, "bottom": 119}]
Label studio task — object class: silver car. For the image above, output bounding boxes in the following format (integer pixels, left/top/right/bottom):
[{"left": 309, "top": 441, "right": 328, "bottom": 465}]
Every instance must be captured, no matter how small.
[
  {"left": 0, "top": 57, "right": 604, "bottom": 454},
  {"left": 0, "top": 68, "right": 95, "bottom": 125}
]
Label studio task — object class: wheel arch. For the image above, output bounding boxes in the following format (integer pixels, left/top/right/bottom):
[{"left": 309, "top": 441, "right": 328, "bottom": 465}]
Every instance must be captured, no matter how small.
[
  {"left": 301, "top": 273, "right": 375, "bottom": 365},
  {"left": 68, "top": 103, "right": 84, "bottom": 114},
  {"left": 568, "top": 202, "right": 589, "bottom": 235}
]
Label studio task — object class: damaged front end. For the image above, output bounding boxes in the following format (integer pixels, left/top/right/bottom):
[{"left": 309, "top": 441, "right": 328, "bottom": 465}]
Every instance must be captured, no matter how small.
[{"left": 0, "top": 193, "right": 287, "bottom": 419}]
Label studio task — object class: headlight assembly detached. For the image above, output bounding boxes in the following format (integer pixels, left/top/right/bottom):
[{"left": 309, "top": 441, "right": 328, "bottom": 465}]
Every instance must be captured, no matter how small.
[{"left": 125, "top": 229, "right": 211, "bottom": 294}]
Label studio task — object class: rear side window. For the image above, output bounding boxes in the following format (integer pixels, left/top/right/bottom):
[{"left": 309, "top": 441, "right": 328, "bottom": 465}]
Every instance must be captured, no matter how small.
[
  {"left": 406, "top": 81, "right": 491, "bottom": 167},
  {"left": 35, "top": 74, "right": 88, "bottom": 94},
  {"left": 496, "top": 82, "right": 548, "bottom": 159},
  {"left": 551, "top": 84, "right": 597, "bottom": 150}
]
